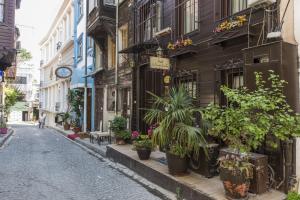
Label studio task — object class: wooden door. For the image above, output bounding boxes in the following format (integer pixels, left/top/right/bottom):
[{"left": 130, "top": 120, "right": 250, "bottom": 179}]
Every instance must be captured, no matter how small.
[{"left": 95, "top": 87, "right": 104, "bottom": 131}]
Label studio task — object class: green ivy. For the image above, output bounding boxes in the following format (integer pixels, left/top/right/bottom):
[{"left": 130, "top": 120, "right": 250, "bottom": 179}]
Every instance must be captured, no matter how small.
[{"left": 67, "top": 89, "right": 84, "bottom": 126}]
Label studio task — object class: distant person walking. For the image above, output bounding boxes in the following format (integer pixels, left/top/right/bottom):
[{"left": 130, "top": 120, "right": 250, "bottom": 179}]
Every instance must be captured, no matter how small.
[{"left": 39, "top": 112, "right": 46, "bottom": 129}]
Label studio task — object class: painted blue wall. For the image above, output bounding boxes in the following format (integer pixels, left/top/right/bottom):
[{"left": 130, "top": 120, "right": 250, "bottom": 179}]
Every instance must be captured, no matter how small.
[{"left": 71, "top": 0, "right": 95, "bottom": 131}]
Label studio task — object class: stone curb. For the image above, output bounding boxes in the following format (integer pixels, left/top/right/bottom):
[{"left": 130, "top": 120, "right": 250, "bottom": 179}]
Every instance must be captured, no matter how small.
[
  {"left": 0, "top": 129, "right": 14, "bottom": 148},
  {"left": 49, "top": 127, "right": 176, "bottom": 200}
]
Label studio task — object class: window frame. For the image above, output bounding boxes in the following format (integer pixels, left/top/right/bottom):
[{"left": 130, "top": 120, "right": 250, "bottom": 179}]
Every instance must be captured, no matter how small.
[
  {"left": 78, "top": 0, "right": 84, "bottom": 24},
  {"left": 221, "top": 0, "right": 248, "bottom": 18},
  {"left": 77, "top": 34, "right": 83, "bottom": 63},
  {"left": 0, "top": 0, "right": 5, "bottom": 23},
  {"left": 137, "top": 0, "right": 163, "bottom": 43},
  {"left": 175, "top": 0, "right": 199, "bottom": 37}
]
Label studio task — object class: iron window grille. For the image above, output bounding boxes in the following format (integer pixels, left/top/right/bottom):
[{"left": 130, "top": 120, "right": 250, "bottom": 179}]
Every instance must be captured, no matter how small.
[
  {"left": 137, "top": 0, "right": 163, "bottom": 43},
  {"left": 215, "top": 59, "right": 244, "bottom": 106}
]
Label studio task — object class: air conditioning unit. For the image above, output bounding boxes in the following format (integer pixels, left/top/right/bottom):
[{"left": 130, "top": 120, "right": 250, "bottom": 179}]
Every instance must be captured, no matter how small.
[{"left": 248, "top": 0, "right": 276, "bottom": 7}]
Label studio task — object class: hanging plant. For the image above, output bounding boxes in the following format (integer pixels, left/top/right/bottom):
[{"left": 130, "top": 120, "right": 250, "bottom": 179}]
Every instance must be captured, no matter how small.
[{"left": 214, "top": 15, "right": 247, "bottom": 33}]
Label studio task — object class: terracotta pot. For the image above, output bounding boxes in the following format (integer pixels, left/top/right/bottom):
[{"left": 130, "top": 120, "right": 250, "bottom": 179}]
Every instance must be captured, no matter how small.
[
  {"left": 64, "top": 123, "right": 70, "bottom": 130},
  {"left": 166, "top": 152, "right": 188, "bottom": 175},
  {"left": 116, "top": 137, "right": 126, "bottom": 145},
  {"left": 136, "top": 148, "right": 151, "bottom": 160},
  {"left": 73, "top": 127, "right": 81, "bottom": 134},
  {"left": 220, "top": 167, "right": 251, "bottom": 200},
  {"left": 0, "top": 128, "right": 8, "bottom": 134}
]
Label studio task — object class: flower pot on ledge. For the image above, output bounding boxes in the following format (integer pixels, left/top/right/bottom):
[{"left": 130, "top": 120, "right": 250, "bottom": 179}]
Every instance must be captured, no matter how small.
[
  {"left": 63, "top": 123, "right": 70, "bottom": 130},
  {"left": 73, "top": 127, "right": 81, "bottom": 134},
  {"left": 166, "top": 152, "right": 188, "bottom": 175},
  {"left": 136, "top": 148, "right": 151, "bottom": 160}
]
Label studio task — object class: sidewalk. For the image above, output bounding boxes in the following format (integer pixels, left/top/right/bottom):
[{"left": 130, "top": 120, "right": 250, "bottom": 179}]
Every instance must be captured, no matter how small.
[
  {"left": 51, "top": 125, "right": 286, "bottom": 200},
  {"left": 0, "top": 128, "right": 14, "bottom": 147}
]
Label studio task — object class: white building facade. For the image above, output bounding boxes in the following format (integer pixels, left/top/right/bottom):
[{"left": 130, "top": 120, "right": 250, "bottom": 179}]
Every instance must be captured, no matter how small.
[{"left": 39, "top": 0, "right": 74, "bottom": 127}]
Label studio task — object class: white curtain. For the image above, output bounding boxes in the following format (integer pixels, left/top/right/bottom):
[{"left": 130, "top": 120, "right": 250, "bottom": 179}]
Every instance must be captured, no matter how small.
[{"left": 0, "top": 0, "right": 4, "bottom": 22}]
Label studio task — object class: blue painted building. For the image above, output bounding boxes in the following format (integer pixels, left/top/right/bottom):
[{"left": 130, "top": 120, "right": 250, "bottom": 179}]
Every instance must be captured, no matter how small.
[{"left": 72, "top": 0, "right": 95, "bottom": 131}]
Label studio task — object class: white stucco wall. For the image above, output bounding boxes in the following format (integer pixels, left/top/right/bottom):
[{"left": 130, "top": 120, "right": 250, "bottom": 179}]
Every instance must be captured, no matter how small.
[{"left": 294, "top": 0, "right": 300, "bottom": 180}]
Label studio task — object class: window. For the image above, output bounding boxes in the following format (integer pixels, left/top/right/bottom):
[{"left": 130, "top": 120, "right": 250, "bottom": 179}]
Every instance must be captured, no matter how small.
[
  {"left": 77, "top": 35, "right": 83, "bottom": 62},
  {"left": 89, "top": 0, "right": 97, "bottom": 13},
  {"left": 231, "top": 0, "right": 247, "bottom": 14},
  {"left": 137, "top": 0, "right": 163, "bottom": 43},
  {"left": 78, "top": 0, "right": 83, "bottom": 21},
  {"left": 0, "top": 0, "right": 4, "bottom": 23},
  {"left": 95, "top": 43, "right": 102, "bottom": 70},
  {"left": 14, "top": 76, "right": 27, "bottom": 84},
  {"left": 107, "top": 87, "right": 116, "bottom": 111},
  {"left": 119, "top": 24, "right": 128, "bottom": 64},
  {"left": 87, "top": 37, "right": 93, "bottom": 49},
  {"left": 175, "top": 0, "right": 199, "bottom": 36},
  {"left": 107, "top": 36, "right": 116, "bottom": 69},
  {"left": 222, "top": 0, "right": 247, "bottom": 17}
]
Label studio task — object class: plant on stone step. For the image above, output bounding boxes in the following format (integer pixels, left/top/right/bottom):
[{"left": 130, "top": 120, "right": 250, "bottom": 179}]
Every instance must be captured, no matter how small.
[{"left": 144, "top": 85, "right": 207, "bottom": 158}]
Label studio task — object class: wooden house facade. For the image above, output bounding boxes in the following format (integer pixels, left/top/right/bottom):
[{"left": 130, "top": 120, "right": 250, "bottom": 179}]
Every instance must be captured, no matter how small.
[
  {"left": 87, "top": 0, "right": 133, "bottom": 131},
  {"left": 0, "top": 0, "right": 21, "bottom": 71},
  {"left": 120, "top": 0, "right": 299, "bottom": 193}
]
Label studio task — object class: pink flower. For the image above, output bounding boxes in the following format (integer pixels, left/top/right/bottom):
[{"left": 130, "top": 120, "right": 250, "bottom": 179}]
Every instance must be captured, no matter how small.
[
  {"left": 131, "top": 131, "right": 140, "bottom": 139},
  {"left": 147, "top": 128, "right": 153, "bottom": 138}
]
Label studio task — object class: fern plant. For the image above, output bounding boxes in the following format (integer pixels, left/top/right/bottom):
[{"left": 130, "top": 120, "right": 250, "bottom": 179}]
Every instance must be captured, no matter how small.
[{"left": 144, "top": 86, "right": 207, "bottom": 158}]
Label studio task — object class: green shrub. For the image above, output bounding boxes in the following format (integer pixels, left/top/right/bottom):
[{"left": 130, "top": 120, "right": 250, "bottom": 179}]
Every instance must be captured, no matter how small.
[
  {"left": 111, "top": 116, "right": 127, "bottom": 133},
  {"left": 287, "top": 192, "right": 300, "bottom": 200}
]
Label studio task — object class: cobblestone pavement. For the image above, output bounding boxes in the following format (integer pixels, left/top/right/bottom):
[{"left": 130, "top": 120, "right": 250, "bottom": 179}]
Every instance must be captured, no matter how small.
[{"left": 0, "top": 124, "right": 162, "bottom": 200}]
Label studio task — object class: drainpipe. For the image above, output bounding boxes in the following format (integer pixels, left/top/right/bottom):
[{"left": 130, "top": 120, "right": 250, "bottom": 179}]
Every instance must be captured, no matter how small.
[
  {"left": 294, "top": 0, "right": 300, "bottom": 188},
  {"left": 115, "top": 0, "right": 119, "bottom": 115},
  {"left": 83, "top": 0, "right": 89, "bottom": 132}
]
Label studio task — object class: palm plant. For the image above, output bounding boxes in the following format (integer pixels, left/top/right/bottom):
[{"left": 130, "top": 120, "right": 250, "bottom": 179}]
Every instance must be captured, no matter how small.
[{"left": 144, "top": 86, "right": 207, "bottom": 158}]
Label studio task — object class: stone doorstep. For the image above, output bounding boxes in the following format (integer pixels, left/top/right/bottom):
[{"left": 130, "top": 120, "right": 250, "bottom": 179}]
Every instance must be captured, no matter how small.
[
  {"left": 106, "top": 144, "right": 287, "bottom": 200},
  {"left": 0, "top": 129, "right": 14, "bottom": 147}
]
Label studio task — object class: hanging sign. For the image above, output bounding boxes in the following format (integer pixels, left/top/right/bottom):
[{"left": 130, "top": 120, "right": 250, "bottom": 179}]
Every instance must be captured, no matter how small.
[
  {"left": 150, "top": 56, "right": 170, "bottom": 70},
  {"left": 55, "top": 66, "right": 72, "bottom": 79}
]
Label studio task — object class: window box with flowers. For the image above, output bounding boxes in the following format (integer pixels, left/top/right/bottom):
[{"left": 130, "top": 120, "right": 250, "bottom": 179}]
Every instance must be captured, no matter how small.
[{"left": 167, "top": 38, "right": 198, "bottom": 57}]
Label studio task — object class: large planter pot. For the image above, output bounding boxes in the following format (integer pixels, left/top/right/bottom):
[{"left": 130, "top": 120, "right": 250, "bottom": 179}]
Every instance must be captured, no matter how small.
[
  {"left": 116, "top": 137, "right": 126, "bottom": 145},
  {"left": 166, "top": 152, "right": 188, "bottom": 175},
  {"left": 220, "top": 167, "right": 251, "bottom": 200},
  {"left": 136, "top": 148, "right": 151, "bottom": 160},
  {"left": 63, "top": 123, "right": 70, "bottom": 130},
  {"left": 0, "top": 128, "right": 8, "bottom": 134},
  {"left": 73, "top": 127, "right": 81, "bottom": 134}
]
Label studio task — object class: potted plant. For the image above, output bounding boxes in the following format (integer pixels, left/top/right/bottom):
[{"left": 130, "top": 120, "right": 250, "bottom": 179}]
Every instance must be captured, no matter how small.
[
  {"left": 144, "top": 86, "right": 207, "bottom": 175},
  {"left": 0, "top": 121, "right": 8, "bottom": 134},
  {"left": 202, "top": 71, "right": 300, "bottom": 199},
  {"left": 62, "top": 113, "right": 70, "bottom": 130},
  {"left": 132, "top": 131, "right": 154, "bottom": 160},
  {"left": 111, "top": 116, "right": 130, "bottom": 145},
  {"left": 71, "top": 118, "right": 81, "bottom": 134}
]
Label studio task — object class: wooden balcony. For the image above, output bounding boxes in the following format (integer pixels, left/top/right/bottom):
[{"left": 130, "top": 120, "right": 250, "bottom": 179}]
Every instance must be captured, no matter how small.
[
  {"left": 211, "top": 4, "right": 278, "bottom": 45},
  {"left": 87, "top": 0, "right": 116, "bottom": 40}
]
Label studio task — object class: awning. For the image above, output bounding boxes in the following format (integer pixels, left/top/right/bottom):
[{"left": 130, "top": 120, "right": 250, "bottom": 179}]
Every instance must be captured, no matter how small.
[{"left": 119, "top": 42, "right": 158, "bottom": 54}]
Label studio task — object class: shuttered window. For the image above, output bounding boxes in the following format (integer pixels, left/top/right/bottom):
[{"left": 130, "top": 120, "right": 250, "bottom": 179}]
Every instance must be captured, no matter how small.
[{"left": 0, "top": 0, "right": 4, "bottom": 23}]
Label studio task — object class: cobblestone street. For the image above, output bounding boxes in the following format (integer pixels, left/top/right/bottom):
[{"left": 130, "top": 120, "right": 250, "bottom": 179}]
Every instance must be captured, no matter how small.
[{"left": 0, "top": 125, "right": 162, "bottom": 200}]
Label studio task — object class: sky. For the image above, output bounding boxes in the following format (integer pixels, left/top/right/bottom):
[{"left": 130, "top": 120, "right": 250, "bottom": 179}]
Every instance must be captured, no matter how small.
[{"left": 15, "top": 0, "right": 62, "bottom": 80}]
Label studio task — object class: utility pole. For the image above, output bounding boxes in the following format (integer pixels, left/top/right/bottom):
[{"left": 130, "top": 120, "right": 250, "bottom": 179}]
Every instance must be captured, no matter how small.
[{"left": 114, "top": 0, "right": 119, "bottom": 115}]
